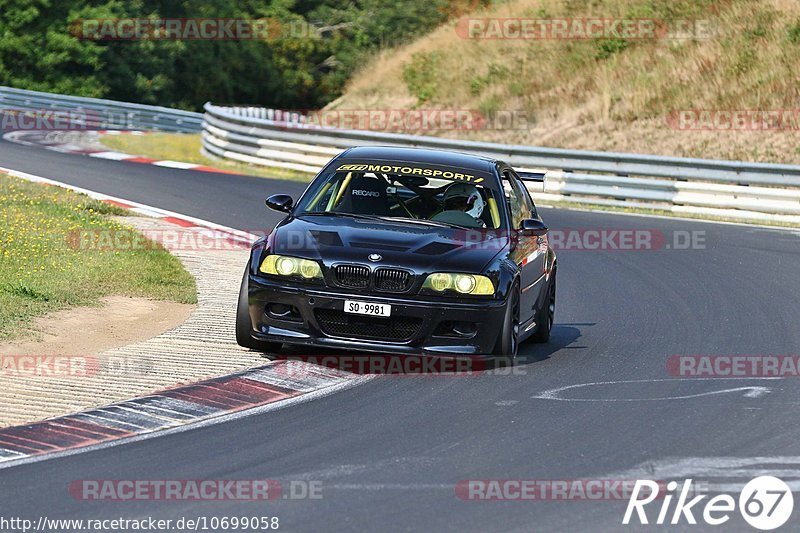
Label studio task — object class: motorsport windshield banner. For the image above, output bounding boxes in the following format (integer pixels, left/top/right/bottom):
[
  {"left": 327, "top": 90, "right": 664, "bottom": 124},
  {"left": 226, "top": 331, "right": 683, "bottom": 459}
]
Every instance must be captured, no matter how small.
[{"left": 332, "top": 160, "right": 496, "bottom": 188}]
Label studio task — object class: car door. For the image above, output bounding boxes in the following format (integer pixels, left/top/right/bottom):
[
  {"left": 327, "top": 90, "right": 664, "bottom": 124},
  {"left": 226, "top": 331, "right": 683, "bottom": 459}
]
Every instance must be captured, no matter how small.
[{"left": 502, "top": 169, "right": 545, "bottom": 324}]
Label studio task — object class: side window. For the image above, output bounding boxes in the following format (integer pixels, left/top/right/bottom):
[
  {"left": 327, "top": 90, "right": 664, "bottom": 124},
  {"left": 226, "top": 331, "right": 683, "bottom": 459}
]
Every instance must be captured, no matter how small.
[
  {"left": 502, "top": 170, "right": 531, "bottom": 228},
  {"left": 510, "top": 171, "right": 538, "bottom": 218}
]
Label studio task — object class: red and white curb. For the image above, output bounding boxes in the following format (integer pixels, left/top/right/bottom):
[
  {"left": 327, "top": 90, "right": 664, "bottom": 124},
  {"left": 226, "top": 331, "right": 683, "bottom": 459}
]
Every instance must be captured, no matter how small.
[
  {"left": 2, "top": 129, "right": 241, "bottom": 175},
  {"left": 0, "top": 362, "right": 361, "bottom": 468}
]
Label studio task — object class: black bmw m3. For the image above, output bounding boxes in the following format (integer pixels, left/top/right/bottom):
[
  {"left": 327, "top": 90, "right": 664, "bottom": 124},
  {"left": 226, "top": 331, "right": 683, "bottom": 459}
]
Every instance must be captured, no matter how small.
[{"left": 236, "top": 146, "right": 557, "bottom": 364}]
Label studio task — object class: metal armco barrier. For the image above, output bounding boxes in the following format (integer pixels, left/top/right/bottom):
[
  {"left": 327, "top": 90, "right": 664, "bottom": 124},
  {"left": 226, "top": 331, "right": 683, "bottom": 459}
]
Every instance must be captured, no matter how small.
[
  {"left": 0, "top": 86, "right": 202, "bottom": 132},
  {"left": 203, "top": 103, "right": 800, "bottom": 224}
]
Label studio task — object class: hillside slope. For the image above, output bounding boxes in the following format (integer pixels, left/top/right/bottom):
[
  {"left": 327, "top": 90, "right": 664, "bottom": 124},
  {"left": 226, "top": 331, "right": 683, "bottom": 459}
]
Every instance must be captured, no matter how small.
[{"left": 327, "top": 0, "right": 800, "bottom": 163}]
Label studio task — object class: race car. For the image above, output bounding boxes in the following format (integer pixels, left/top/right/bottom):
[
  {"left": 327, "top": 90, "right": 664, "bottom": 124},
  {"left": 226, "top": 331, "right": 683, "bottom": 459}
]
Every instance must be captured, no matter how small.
[{"left": 236, "top": 146, "right": 557, "bottom": 364}]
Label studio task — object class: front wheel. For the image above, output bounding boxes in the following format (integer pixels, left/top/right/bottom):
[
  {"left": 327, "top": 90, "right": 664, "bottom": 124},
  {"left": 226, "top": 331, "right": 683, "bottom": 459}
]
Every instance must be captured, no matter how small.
[
  {"left": 492, "top": 283, "right": 520, "bottom": 366},
  {"left": 236, "top": 263, "right": 282, "bottom": 353}
]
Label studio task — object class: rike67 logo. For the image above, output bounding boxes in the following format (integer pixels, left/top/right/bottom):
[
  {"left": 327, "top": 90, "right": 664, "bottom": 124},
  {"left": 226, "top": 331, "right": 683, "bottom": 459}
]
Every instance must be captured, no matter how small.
[{"left": 624, "top": 476, "right": 794, "bottom": 530}]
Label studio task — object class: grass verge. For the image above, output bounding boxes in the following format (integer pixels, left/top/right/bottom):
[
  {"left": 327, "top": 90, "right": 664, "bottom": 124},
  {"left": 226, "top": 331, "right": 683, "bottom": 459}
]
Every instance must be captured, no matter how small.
[
  {"left": 99, "top": 133, "right": 314, "bottom": 182},
  {"left": 0, "top": 174, "right": 197, "bottom": 340}
]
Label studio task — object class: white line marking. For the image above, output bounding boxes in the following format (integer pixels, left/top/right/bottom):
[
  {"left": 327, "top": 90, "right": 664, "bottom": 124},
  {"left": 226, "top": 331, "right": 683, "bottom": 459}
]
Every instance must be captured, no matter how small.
[
  {"left": 136, "top": 396, "right": 219, "bottom": 416},
  {"left": 605, "top": 456, "right": 800, "bottom": 480},
  {"left": 596, "top": 456, "right": 800, "bottom": 495},
  {"left": 153, "top": 160, "right": 200, "bottom": 169},
  {"left": 115, "top": 402, "right": 196, "bottom": 421},
  {"left": 88, "top": 151, "right": 134, "bottom": 161},
  {"left": 0, "top": 449, "right": 26, "bottom": 459},
  {"left": 328, "top": 483, "right": 453, "bottom": 491},
  {"left": 128, "top": 206, "right": 169, "bottom": 218},
  {"left": 709, "top": 481, "right": 800, "bottom": 492},
  {"left": 113, "top": 404, "right": 187, "bottom": 425},
  {"left": 531, "top": 378, "right": 778, "bottom": 402}
]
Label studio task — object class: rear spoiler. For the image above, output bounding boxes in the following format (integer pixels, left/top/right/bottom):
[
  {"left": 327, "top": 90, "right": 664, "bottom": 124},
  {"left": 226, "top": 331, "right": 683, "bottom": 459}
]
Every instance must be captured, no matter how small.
[
  {"left": 516, "top": 171, "right": 547, "bottom": 192},
  {"left": 517, "top": 171, "right": 546, "bottom": 182}
]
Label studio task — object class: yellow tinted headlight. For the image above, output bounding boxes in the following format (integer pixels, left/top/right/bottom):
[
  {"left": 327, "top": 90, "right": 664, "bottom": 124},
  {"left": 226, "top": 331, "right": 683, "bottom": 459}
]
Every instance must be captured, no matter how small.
[
  {"left": 276, "top": 256, "right": 297, "bottom": 276},
  {"left": 300, "top": 261, "right": 321, "bottom": 279},
  {"left": 422, "top": 273, "right": 494, "bottom": 295},
  {"left": 261, "top": 255, "right": 322, "bottom": 280},
  {"left": 454, "top": 274, "right": 477, "bottom": 294},
  {"left": 428, "top": 273, "right": 452, "bottom": 292}
]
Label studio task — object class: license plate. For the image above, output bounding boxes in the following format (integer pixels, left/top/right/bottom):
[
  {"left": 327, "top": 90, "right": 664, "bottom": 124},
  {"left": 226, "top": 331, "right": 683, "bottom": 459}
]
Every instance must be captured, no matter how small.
[{"left": 344, "top": 300, "right": 391, "bottom": 317}]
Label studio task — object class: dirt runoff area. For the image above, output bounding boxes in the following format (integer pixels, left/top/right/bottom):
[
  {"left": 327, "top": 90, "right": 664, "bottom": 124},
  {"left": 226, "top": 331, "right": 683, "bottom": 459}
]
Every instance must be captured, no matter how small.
[{"left": 0, "top": 296, "right": 194, "bottom": 357}]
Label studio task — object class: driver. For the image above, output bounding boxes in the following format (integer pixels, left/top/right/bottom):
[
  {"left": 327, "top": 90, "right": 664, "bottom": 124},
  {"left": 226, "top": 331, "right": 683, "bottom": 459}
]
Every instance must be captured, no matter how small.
[{"left": 442, "top": 182, "right": 486, "bottom": 227}]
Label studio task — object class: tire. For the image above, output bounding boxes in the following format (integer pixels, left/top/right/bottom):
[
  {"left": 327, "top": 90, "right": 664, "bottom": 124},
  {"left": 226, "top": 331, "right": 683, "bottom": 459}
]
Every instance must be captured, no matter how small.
[
  {"left": 531, "top": 270, "right": 556, "bottom": 344},
  {"left": 492, "top": 282, "right": 520, "bottom": 366},
  {"left": 236, "top": 263, "right": 282, "bottom": 353}
]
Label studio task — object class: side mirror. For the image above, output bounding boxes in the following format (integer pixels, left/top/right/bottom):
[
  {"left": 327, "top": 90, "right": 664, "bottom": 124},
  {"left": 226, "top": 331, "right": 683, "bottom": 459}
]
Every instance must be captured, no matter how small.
[
  {"left": 519, "top": 218, "right": 548, "bottom": 237},
  {"left": 266, "top": 194, "right": 293, "bottom": 213}
]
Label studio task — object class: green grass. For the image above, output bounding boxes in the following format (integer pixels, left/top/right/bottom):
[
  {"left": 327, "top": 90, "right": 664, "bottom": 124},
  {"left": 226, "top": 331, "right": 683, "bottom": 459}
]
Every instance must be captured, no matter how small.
[
  {"left": 0, "top": 175, "right": 197, "bottom": 340},
  {"left": 99, "top": 133, "right": 314, "bottom": 183}
]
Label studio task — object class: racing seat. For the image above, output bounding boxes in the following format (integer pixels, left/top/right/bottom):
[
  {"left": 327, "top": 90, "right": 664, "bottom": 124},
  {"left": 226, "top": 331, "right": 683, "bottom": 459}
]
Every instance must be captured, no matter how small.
[{"left": 336, "top": 176, "right": 393, "bottom": 216}]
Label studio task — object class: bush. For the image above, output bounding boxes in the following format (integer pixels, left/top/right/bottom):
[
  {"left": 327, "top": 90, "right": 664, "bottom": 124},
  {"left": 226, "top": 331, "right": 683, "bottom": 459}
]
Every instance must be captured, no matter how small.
[
  {"left": 403, "top": 52, "right": 441, "bottom": 105},
  {"left": 595, "top": 38, "right": 630, "bottom": 60},
  {"left": 788, "top": 20, "right": 800, "bottom": 44}
]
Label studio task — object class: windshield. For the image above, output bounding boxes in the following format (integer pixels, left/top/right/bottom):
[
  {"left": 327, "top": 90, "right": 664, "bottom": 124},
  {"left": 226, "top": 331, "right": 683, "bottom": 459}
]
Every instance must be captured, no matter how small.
[{"left": 295, "top": 163, "right": 503, "bottom": 229}]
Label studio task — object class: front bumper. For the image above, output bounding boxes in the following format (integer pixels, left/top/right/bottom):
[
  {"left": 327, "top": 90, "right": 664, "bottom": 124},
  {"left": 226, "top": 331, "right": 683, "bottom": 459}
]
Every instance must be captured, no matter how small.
[{"left": 246, "top": 275, "right": 507, "bottom": 355}]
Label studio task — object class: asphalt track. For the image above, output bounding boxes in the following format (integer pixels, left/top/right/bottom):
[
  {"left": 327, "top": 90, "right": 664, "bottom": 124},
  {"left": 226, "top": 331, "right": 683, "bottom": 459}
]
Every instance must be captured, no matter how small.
[{"left": 1, "top": 137, "right": 800, "bottom": 531}]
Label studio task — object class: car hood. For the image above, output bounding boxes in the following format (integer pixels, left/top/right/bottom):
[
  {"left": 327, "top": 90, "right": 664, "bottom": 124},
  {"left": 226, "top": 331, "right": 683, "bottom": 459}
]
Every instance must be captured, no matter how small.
[{"left": 268, "top": 215, "right": 508, "bottom": 274}]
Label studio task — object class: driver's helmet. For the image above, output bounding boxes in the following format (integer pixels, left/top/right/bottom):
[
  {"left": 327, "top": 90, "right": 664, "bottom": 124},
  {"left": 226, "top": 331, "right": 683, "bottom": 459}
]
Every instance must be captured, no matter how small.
[{"left": 443, "top": 182, "right": 485, "bottom": 219}]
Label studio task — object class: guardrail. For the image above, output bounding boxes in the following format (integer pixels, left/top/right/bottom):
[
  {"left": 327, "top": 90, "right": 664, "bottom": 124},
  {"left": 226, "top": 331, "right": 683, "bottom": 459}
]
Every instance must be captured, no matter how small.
[
  {"left": 203, "top": 103, "right": 800, "bottom": 224},
  {"left": 0, "top": 86, "right": 202, "bottom": 132}
]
